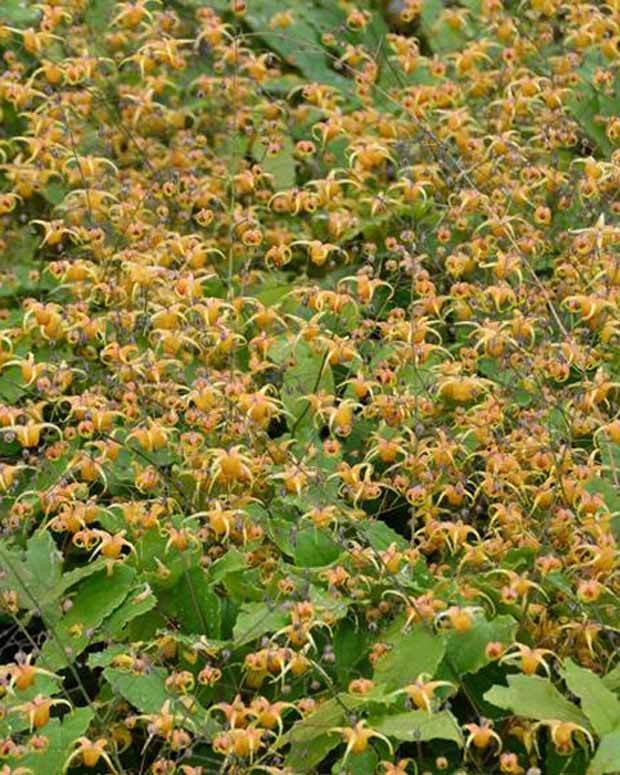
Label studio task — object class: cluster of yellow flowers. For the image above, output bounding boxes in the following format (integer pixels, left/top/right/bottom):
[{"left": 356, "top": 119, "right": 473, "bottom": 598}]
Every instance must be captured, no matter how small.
[{"left": 0, "top": 0, "right": 619, "bottom": 773}]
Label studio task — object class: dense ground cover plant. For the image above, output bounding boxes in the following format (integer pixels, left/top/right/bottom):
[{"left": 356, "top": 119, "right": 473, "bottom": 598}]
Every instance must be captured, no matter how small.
[{"left": 0, "top": 0, "right": 620, "bottom": 772}]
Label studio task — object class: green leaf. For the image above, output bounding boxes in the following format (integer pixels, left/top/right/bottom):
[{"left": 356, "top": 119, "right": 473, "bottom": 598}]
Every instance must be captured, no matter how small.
[
  {"left": 0, "top": 367, "right": 26, "bottom": 403},
  {"left": 586, "top": 473, "right": 620, "bottom": 514},
  {"left": 159, "top": 568, "right": 221, "bottom": 637},
  {"left": 132, "top": 527, "right": 196, "bottom": 586},
  {"left": 0, "top": 0, "right": 40, "bottom": 26},
  {"left": 568, "top": 89, "right": 613, "bottom": 156},
  {"left": 26, "top": 531, "right": 63, "bottom": 597},
  {"left": 100, "top": 585, "right": 158, "bottom": 639},
  {"left": 42, "top": 182, "right": 68, "bottom": 206},
  {"left": 242, "top": 1, "right": 351, "bottom": 90},
  {"left": 0, "top": 228, "right": 38, "bottom": 281},
  {"left": 0, "top": 672, "right": 65, "bottom": 738},
  {"left": 444, "top": 615, "right": 517, "bottom": 676},
  {"left": 398, "top": 360, "right": 436, "bottom": 397},
  {"left": 602, "top": 663, "right": 620, "bottom": 693},
  {"left": 40, "top": 565, "right": 136, "bottom": 671},
  {"left": 285, "top": 694, "right": 366, "bottom": 745},
  {"left": 104, "top": 666, "right": 220, "bottom": 737},
  {"left": 222, "top": 567, "right": 264, "bottom": 603},
  {"left": 484, "top": 674, "right": 589, "bottom": 727},
  {"left": 4, "top": 707, "right": 94, "bottom": 775},
  {"left": 267, "top": 514, "right": 297, "bottom": 558},
  {"left": 594, "top": 439, "right": 620, "bottom": 478},
  {"left": 420, "top": 0, "right": 470, "bottom": 53},
  {"left": 285, "top": 695, "right": 373, "bottom": 771},
  {"left": 254, "top": 274, "right": 294, "bottom": 307},
  {"left": 103, "top": 666, "right": 170, "bottom": 714},
  {"left": 232, "top": 602, "right": 288, "bottom": 646},
  {"left": 257, "top": 133, "right": 296, "bottom": 190},
  {"left": 295, "top": 527, "right": 341, "bottom": 567},
  {"left": 589, "top": 730, "right": 620, "bottom": 775},
  {"left": 87, "top": 644, "right": 126, "bottom": 669},
  {"left": 332, "top": 747, "right": 379, "bottom": 774},
  {"left": 373, "top": 625, "right": 446, "bottom": 690},
  {"left": 309, "top": 584, "right": 349, "bottom": 622},
  {"left": 333, "top": 621, "right": 372, "bottom": 678},
  {"left": 55, "top": 558, "right": 109, "bottom": 595},
  {"left": 545, "top": 570, "right": 574, "bottom": 598},
  {"left": 285, "top": 732, "right": 341, "bottom": 773},
  {"left": 0, "top": 533, "right": 64, "bottom": 620},
  {"left": 361, "top": 520, "right": 408, "bottom": 552},
  {"left": 209, "top": 549, "right": 248, "bottom": 584},
  {"left": 370, "top": 709, "right": 463, "bottom": 746},
  {"left": 563, "top": 660, "right": 620, "bottom": 736},
  {"left": 281, "top": 341, "right": 333, "bottom": 433}
]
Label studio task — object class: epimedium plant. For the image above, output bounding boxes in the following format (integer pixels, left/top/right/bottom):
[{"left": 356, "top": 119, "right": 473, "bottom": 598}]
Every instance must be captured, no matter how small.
[{"left": 0, "top": 0, "right": 619, "bottom": 773}]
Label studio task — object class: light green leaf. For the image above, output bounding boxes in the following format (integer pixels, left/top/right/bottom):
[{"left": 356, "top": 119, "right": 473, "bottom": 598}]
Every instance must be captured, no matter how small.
[
  {"left": 285, "top": 732, "right": 341, "bottom": 773},
  {"left": 0, "top": 368, "right": 25, "bottom": 402},
  {"left": 0, "top": 534, "right": 63, "bottom": 620},
  {"left": 281, "top": 340, "right": 333, "bottom": 432},
  {"left": 602, "top": 663, "right": 620, "bottom": 693},
  {"left": 295, "top": 527, "right": 341, "bottom": 567},
  {"left": 257, "top": 133, "right": 296, "bottom": 190},
  {"left": 242, "top": 1, "right": 350, "bottom": 90},
  {"left": 55, "top": 558, "right": 109, "bottom": 595},
  {"left": 100, "top": 585, "right": 158, "bottom": 639},
  {"left": 285, "top": 694, "right": 366, "bottom": 745},
  {"left": 222, "top": 566, "right": 264, "bottom": 603},
  {"left": 444, "top": 615, "right": 518, "bottom": 676},
  {"left": 567, "top": 89, "right": 613, "bottom": 157},
  {"left": 4, "top": 707, "right": 94, "bottom": 775},
  {"left": 42, "top": 182, "right": 68, "bottom": 206},
  {"left": 373, "top": 625, "right": 446, "bottom": 690},
  {"left": 588, "top": 730, "right": 620, "bottom": 775},
  {"left": 105, "top": 663, "right": 217, "bottom": 734},
  {"left": 484, "top": 674, "right": 589, "bottom": 727},
  {"left": 0, "top": 672, "right": 65, "bottom": 738},
  {"left": 132, "top": 527, "right": 196, "bottom": 587},
  {"left": 563, "top": 660, "right": 620, "bottom": 736},
  {"left": 370, "top": 709, "right": 463, "bottom": 746},
  {"left": 40, "top": 565, "right": 136, "bottom": 671},
  {"left": 103, "top": 666, "right": 170, "bottom": 715},
  {"left": 284, "top": 697, "right": 355, "bottom": 773},
  {"left": 309, "top": 584, "right": 349, "bottom": 622},
  {"left": 332, "top": 747, "right": 379, "bottom": 774},
  {"left": 85, "top": 0, "right": 115, "bottom": 31},
  {"left": 420, "top": 0, "right": 470, "bottom": 53},
  {"left": 87, "top": 644, "right": 126, "bottom": 669},
  {"left": 1, "top": 0, "right": 39, "bottom": 25},
  {"left": 159, "top": 568, "right": 222, "bottom": 638},
  {"left": 232, "top": 602, "right": 288, "bottom": 645},
  {"left": 333, "top": 621, "right": 372, "bottom": 677},
  {"left": 361, "top": 520, "right": 408, "bottom": 552},
  {"left": 209, "top": 549, "right": 248, "bottom": 584},
  {"left": 26, "top": 531, "right": 63, "bottom": 599}
]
